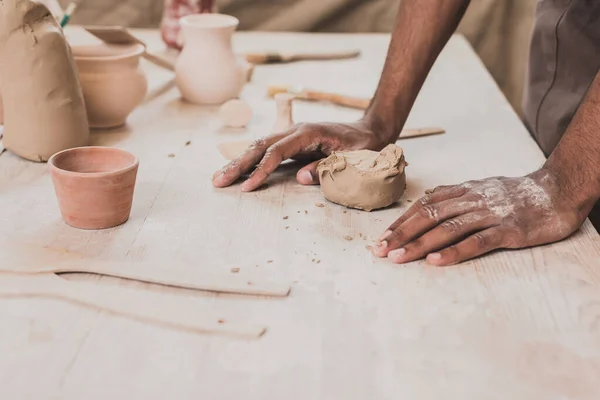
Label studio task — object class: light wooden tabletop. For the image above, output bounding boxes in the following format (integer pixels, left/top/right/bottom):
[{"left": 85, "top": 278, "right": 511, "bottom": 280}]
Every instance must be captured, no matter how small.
[{"left": 1, "top": 29, "right": 600, "bottom": 400}]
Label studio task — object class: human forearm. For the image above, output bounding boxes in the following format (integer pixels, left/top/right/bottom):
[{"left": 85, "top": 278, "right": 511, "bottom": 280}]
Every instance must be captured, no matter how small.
[
  {"left": 364, "top": 0, "right": 471, "bottom": 144},
  {"left": 544, "top": 70, "right": 600, "bottom": 213}
]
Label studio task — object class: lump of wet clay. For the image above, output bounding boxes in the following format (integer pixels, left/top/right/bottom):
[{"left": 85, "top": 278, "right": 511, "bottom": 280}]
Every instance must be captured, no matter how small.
[
  {"left": 317, "top": 144, "right": 407, "bottom": 211},
  {"left": 0, "top": 0, "right": 89, "bottom": 162}
]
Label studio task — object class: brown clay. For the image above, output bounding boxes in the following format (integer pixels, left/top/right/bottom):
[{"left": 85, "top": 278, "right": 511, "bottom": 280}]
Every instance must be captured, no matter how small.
[
  {"left": 0, "top": 0, "right": 89, "bottom": 162},
  {"left": 317, "top": 144, "right": 407, "bottom": 211},
  {"left": 48, "top": 146, "right": 139, "bottom": 230},
  {"left": 72, "top": 43, "right": 148, "bottom": 129}
]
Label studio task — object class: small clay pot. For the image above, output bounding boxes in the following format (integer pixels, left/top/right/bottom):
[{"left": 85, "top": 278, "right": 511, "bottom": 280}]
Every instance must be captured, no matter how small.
[
  {"left": 48, "top": 146, "right": 139, "bottom": 230},
  {"left": 72, "top": 43, "right": 148, "bottom": 129}
]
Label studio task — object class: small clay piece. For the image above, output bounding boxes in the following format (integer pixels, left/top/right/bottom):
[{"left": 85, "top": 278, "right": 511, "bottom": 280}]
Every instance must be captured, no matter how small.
[
  {"left": 0, "top": 0, "right": 89, "bottom": 162},
  {"left": 217, "top": 140, "right": 252, "bottom": 160},
  {"left": 168, "top": 153, "right": 175, "bottom": 158},
  {"left": 344, "top": 236, "right": 354, "bottom": 241},
  {"left": 48, "top": 146, "right": 139, "bottom": 230},
  {"left": 185, "top": 140, "right": 191, "bottom": 146},
  {"left": 72, "top": 43, "right": 148, "bottom": 129},
  {"left": 317, "top": 144, "right": 407, "bottom": 211},
  {"left": 230, "top": 268, "right": 240, "bottom": 273},
  {"left": 315, "top": 203, "right": 325, "bottom": 208},
  {"left": 272, "top": 93, "right": 295, "bottom": 133},
  {"left": 219, "top": 99, "right": 252, "bottom": 128}
]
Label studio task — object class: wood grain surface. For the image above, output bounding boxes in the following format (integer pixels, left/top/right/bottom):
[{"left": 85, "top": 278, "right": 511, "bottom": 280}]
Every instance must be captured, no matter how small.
[{"left": 0, "top": 29, "right": 599, "bottom": 400}]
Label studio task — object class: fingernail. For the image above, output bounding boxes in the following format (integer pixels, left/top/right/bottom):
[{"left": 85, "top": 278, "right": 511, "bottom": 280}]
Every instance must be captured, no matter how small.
[
  {"left": 428, "top": 252, "right": 441, "bottom": 260},
  {"left": 212, "top": 173, "right": 225, "bottom": 186},
  {"left": 376, "top": 240, "right": 388, "bottom": 250},
  {"left": 388, "top": 248, "right": 406, "bottom": 261},
  {"left": 240, "top": 179, "right": 252, "bottom": 191},
  {"left": 298, "top": 170, "right": 314, "bottom": 185},
  {"left": 379, "top": 230, "right": 392, "bottom": 241}
]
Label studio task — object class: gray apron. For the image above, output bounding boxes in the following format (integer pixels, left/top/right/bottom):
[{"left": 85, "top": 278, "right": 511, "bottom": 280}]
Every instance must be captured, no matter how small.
[{"left": 523, "top": 0, "right": 600, "bottom": 230}]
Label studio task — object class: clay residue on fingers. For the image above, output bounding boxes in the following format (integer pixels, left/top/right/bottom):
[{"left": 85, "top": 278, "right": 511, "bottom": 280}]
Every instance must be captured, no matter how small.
[{"left": 317, "top": 144, "right": 407, "bottom": 211}]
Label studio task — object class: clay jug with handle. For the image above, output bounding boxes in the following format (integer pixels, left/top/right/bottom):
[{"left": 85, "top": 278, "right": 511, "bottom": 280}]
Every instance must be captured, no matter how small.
[{"left": 175, "top": 13, "right": 245, "bottom": 105}]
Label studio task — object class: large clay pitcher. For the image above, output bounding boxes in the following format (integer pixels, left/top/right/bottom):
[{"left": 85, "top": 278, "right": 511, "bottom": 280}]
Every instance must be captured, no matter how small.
[{"left": 175, "top": 13, "right": 245, "bottom": 105}]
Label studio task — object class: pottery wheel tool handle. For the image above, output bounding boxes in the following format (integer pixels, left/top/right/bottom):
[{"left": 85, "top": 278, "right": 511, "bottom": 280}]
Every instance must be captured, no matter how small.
[
  {"left": 305, "top": 90, "right": 371, "bottom": 110},
  {"left": 244, "top": 49, "right": 360, "bottom": 64},
  {"left": 0, "top": 274, "right": 266, "bottom": 337}
]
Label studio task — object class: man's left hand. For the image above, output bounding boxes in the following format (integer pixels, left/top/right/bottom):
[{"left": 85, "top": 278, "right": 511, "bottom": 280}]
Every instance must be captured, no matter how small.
[{"left": 372, "top": 169, "right": 589, "bottom": 266}]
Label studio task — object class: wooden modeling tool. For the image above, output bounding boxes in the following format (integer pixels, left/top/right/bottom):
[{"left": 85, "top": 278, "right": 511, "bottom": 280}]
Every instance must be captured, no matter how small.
[
  {"left": 0, "top": 273, "right": 266, "bottom": 337},
  {"left": 0, "top": 251, "right": 291, "bottom": 297},
  {"left": 218, "top": 128, "right": 445, "bottom": 161},
  {"left": 244, "top": 49, "right": 360, "bottom": 64},
  {"left": 83, "top": 26, "right": 176, "bottom": 71},
  {"left": 268, "top": 85, "right": 370, "bottom": 110}
]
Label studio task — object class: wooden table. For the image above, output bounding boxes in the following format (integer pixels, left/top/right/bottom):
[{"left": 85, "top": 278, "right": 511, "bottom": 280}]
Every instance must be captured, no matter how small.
[{"left": 1, "top": 30, "right": 600, "bottom": 399}]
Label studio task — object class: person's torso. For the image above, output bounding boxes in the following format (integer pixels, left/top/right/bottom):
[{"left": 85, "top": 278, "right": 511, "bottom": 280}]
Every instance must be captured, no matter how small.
[{"left": 523, "top": 0, "right": 600, "bottom": 157}]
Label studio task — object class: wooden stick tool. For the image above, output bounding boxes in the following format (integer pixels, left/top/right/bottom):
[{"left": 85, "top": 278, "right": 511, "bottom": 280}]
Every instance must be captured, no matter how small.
[
  {"left": 0, "top": 256, "right": 291, "bottom": 297},
  {"left": 0, "top": 273, "right": 266, "bottom": 337},
  {"left": 245, "top": 49, "right": 360, "bottom": 64},
  {"left": 83, "top": 25, "right": 176, "bottom": 71}
]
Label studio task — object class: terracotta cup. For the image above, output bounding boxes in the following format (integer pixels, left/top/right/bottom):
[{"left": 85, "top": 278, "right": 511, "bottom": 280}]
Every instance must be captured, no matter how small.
[
  {"left": 48, "top": 146, "right": 139, "bottom": 230},
  {"left": 72, "top": 43, "right": 148, "bottom": 129}
]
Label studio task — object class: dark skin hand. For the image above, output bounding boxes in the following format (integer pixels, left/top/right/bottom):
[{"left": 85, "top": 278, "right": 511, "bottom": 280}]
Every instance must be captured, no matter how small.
[
  {"left": 212, "top": 121, "right": 387, "bottom": 191},
  {"left": 376, "top": 69, "right": 600, "bottom": 265},
  {"left": 213, "top": 0, "right": 600, "bottom": 265},
  {"left": 213, "top": 0, "right": 470, "bottom": 191}
]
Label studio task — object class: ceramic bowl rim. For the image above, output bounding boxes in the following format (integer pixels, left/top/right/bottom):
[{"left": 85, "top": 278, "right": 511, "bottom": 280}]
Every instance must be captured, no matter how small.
[
  {"left": 72, "top": 43, "right": 145, "bottom": 62},
  {"left": 180, "top": 13, "right": 239, "bottom": 29},
  {"left": 48, "top": 146, "right": 139, "bottom": 179}
]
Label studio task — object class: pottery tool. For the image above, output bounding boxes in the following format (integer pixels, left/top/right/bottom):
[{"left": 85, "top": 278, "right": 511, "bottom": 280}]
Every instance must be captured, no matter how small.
[
  {"left": 83, "top": 26, "right": 176, "bottom": 71},
  {"left": 0, "top": 273, "right": 265, "bottom": 337},
  {"left": 218, "top": 127, "right": 445, "bottom": 161},
  {"left": 268, "top": 85, "right": 370, "bottom": 110},
  {"left": 244, "top": 49, "right": 360, "bottom": 64},
  {"left": 59, "top": 2, "right": 77, "bottom": 28},
  {"left": 0, "top": 257, "right": 291, "bottom": 297}
]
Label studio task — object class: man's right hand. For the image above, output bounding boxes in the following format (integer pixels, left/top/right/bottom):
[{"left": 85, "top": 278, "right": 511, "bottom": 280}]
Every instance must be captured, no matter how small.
[{"left": 212, "top": 120, "right": 389, "bottom": 192}]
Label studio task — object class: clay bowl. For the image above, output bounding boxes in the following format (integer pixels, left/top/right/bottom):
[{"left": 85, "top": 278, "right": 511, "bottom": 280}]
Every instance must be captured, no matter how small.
[
  {"left": 72, "top": 43, "right": 148, "bottom": 129},
  {"left": 48, "top": 146, "right": 139, "bottom": 230}
]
